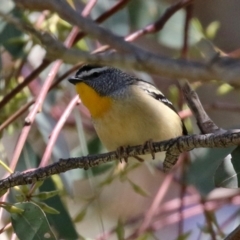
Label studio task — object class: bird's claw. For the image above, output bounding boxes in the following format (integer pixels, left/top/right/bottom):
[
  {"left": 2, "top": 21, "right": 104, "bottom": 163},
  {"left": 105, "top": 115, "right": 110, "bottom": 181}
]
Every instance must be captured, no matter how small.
[
  {"left": 141, "top": 139, "right": 155, "bottom": 160},
  {"left": 116, "top": 146, "right": 129, "bottom": 163}
]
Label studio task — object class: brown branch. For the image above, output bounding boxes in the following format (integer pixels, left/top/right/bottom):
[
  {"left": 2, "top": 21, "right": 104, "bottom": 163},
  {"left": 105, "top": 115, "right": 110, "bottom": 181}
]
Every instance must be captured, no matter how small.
[
  {"left": 0, "top": 63, "right": 82, "bottom": 132},
  {"left": 163, "top": 81, "right": 223, "bottom": 169},
  {"left": 1, "top": 0, "right": 97, "bottom": 177},
  {"left": 49, "top": 63, "right": 83, "bottom": 90},
  {"left": 0, "top": 100, "right": 34, "bottom": 132},
  {"left": 26, "top": 32, "right": 240, "bottom": 86},
  {"left": 201, "top": 199, "right": 217, "bottom": 240},
  {"left": 2, "top": 10, "right": 240, "bottom": 85},
  {"left": 181, "top": 81, "right": 222, "bottom": 134},
  {"left": 136, "top": 174, "right": 174, "bottom": 237},
  {"left": 74, "top": 0, "right": 132, "bottom": 44},
  {"left": 14, "top": 0, "right": 136, "bottom": 54},
  {"left": 1, "top": 130, "right": 240, "bottom": 191},
  {"left": 126, "top": 0, "right": 193, "bottom": 42},
  {"left": 225, "top": 225, "right": 240, "bottom": 240},
  {"left": 181, "top": 2, "right": 194, "bottom": 58},
  {"left": 39, "top": 95, "right": 80, "bottom": 167},
  {"left": 94, "top": 0, "right": 193, "bottom": 53}
]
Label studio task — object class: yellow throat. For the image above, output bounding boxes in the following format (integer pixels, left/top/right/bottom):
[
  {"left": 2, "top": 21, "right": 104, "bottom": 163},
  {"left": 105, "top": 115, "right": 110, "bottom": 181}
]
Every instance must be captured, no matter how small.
[{"left": 75, "top": 82, "right": 112, "bottom": 119}]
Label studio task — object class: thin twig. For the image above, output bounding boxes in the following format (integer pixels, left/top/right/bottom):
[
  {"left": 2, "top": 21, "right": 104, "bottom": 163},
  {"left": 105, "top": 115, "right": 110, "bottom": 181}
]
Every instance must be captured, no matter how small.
[
  {"left": 0, "top": 100, "right": 34, "bottom": 132},
  {"left": 181, "top": 2, "right": 194, "bottom": 58},
  {"left": 97, "top": 192, "right": 240, "bottom": 240},
  {"left": 201, "top": 198, "right": 216, "bottom": 240},
  {"left": 39, "top": 95, "right": 80, "bottom": 167},
  {"left": 126, "top": 0, "right": 193, "bottom": 42},
  {"left": 137, "top": 174, "right": 174, "bottom": 235},
  {"left": 94, "top": 0, "right": 193, "bottom": 52}
]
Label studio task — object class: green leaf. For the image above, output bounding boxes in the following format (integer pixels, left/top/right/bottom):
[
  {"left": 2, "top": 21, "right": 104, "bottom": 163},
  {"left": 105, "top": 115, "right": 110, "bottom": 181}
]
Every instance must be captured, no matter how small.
[
  {"left": 128, "top": 179, "right": 149, "bottom": 197},
  {"left": 136, "top": 232, "right": 153, "bottom": 240},
  {"left": 116, "top": 219, "right": 125, "bottom": 240},
  {"left": 217, "top": 83, "right": 233, "bottom": 95},
  {"left": 36, "top": 110, "right": 77, "bottom": 196},
  {"left": 0, "top": 188, "right": 7, "bottom": 197},
  {"left": 33, "top": 190, "right": 60, "bottom": 201},
  {"left": 1, "top": 203, "right": 24, "bottom": 214},
  {"left": 39, "top": 177, "right": 79, "bottom": 239},
  {"left": 159, "top": 10, "right": 202, "bottom": 49},
  {"left": 175, "top": 231, "right": 191, "bottom": 240},
  {"left": 205, "top": 21, "right": 220, "bottom": 39},
  {"left": 33, "top": 201, "right": 60, "bottom": 215},
  {"left": 215, "top": 146, "right": 240, "bottom": 188},
  {"left": 98, "top": 174, "right": 116, "bottom": 187},
  {"left": 88, "top": 137, "right": 102, "bottom": 154},
  {"left": 187, "top": 147, "right": 235, "bottom": 195},
  {"left": 0, "top": 8, "right": 26, "bottom": 57},
  {"left": 73, "top": 208, "right": 87, "bottom": 223},
  {"left": 11, "top": 202, "right": 56, "bottom": 240},
  {"left": 119, "top": 162, "right": 141, "bottom": 179}
]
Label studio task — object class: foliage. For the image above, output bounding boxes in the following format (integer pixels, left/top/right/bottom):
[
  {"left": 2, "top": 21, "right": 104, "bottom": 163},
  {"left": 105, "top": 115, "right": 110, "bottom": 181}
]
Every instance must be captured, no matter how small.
[{"left": 1, "top": 0, "right": 240, "bottom": 239}]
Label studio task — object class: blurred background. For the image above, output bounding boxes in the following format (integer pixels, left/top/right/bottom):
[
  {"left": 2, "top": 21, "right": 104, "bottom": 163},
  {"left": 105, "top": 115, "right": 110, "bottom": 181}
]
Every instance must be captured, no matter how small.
[{"left": 1, "top": 0, "right": 240, "bottom": 239}]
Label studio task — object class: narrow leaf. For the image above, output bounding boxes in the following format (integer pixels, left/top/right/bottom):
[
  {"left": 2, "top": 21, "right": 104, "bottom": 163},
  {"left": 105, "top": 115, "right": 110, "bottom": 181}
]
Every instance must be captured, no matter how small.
[
  {"left": 74, "top": 208, "right": 87, "bottom": 223},
  {"left": 128, "top": 179, "right": 149, "bottom": 197},
  {"left": 33, "top": 201, "right": 60, "bottom": 215},
  {"left": 33, "top": 190, "right": 60, "bottom": 201},
  {"left": 116, "top": 219, "right": 125, "bottom": 240}
]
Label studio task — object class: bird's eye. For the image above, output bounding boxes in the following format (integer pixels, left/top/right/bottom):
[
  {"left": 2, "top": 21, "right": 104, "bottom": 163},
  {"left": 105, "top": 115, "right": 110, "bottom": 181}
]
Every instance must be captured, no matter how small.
[{"left": 91, "top": 72, "right": 100, "bottom": 78}]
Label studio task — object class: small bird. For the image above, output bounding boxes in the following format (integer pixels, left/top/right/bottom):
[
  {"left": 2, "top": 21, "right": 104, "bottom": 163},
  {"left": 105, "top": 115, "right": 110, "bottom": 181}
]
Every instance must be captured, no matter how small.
[{"left": 68, "top": 65, "right": 187, "bottom": 168}]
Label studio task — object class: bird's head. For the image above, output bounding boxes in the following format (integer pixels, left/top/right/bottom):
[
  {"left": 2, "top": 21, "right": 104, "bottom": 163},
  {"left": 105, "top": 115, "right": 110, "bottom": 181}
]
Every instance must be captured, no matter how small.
[{"left": 68, "top": 65, "right": 134, "bottom": 97}]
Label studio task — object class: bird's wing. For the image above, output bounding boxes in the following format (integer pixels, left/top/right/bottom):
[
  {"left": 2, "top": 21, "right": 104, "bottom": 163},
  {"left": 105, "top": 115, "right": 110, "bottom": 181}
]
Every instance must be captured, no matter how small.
[
  {"left": 135, "top": 79, "right": 188, "bottom": 135},
  {"left": 135, "top": 80, "right": 177, "bottom": 113}
]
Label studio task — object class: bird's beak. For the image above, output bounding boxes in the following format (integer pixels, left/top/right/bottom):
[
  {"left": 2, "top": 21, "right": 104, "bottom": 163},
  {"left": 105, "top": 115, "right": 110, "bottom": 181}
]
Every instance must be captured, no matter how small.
[{"left": 68, "top": 77, "right": 82, "bottom": 85}]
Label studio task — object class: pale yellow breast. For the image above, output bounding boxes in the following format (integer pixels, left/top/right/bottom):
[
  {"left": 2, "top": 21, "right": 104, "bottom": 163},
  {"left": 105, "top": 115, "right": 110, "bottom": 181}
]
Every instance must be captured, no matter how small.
[{"left": 92, "top": 86, "right": 183, "bottom": 154}]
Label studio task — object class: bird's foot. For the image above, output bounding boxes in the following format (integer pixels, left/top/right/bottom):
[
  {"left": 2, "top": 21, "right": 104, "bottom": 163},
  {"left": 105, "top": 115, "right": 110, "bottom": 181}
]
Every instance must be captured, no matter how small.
[
  {"left": 141, "top": 139, "right": 155, "bottom": 160},
  {"left": 116, "top": 146, "right": 129, "bottom": 163}
]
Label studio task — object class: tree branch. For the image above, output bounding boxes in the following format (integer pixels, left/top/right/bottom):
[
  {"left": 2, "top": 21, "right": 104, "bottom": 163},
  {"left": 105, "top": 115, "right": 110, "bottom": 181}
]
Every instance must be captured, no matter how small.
[
  {"left": 1, "top": 130, "right": 240, "bottom": 192},
  {"left": 181, "top": 81, "right": 222, "bottom": 134},
  {"left": 2, "top": 3, "right": 240, "bottom": 85}
]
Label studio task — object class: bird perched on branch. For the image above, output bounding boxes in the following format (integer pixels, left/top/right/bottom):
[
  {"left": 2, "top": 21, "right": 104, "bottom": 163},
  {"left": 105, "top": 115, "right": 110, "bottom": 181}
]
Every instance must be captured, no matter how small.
[{"left": 68, "top": 65, "right": 187, "bottom": 169}]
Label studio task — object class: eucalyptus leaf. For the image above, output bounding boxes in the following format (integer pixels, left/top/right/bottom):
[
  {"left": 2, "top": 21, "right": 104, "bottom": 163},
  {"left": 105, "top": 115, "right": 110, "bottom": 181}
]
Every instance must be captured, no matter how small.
[
  {"left": 39, "top": 177, "right": 78, "bottom": 239},
  {"left": 215, "top": 146, "right": 240, "bottom": 188},
  {"left": 11, "top": 202, "right": 56, "bottom": 240},
  {"left": 187, "top": 147, "right": 235, "bottom": 195}
]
